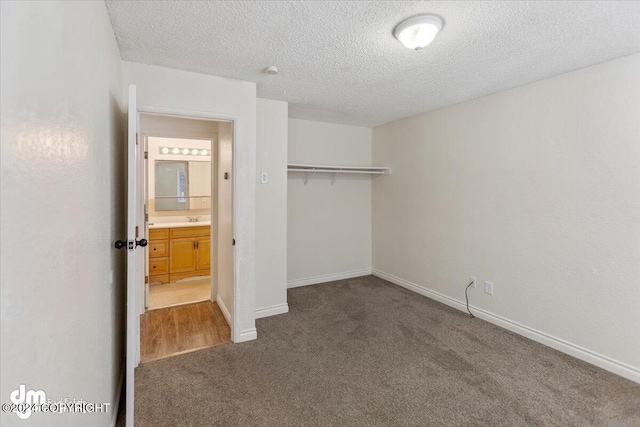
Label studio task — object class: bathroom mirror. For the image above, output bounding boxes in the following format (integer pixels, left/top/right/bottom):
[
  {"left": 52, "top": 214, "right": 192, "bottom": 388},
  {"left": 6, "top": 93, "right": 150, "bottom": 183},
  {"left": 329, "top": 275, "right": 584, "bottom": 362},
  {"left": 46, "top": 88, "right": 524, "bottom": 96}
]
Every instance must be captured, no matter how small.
[{"left": 155, "top": 160, "right": 211, "bottom": 211}]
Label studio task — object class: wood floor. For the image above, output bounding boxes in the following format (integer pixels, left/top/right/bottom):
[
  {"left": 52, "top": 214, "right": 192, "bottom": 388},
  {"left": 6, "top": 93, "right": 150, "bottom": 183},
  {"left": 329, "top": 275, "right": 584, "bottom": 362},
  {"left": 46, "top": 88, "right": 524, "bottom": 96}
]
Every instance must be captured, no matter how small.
[
  {"left": 148, "top": 277, "right": 210, "bottom": 310},
  {"left": 140, "top": 301, "right": 231, "bottom": 363}
]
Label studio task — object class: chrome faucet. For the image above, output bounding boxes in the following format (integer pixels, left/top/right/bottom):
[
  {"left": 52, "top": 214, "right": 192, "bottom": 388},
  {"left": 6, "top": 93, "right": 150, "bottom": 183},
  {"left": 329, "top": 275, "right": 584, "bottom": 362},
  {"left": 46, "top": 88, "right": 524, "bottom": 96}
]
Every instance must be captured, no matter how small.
[{"left": 187, "top": 216, "right": 201, "bottom": 223}]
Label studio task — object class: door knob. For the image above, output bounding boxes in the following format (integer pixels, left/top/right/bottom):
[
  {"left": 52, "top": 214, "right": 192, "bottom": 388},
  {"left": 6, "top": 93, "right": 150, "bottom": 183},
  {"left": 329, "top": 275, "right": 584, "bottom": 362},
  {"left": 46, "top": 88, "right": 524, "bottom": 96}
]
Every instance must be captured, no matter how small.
[{"left": 115, "top": 239, "right": 147, "bottom": 249}]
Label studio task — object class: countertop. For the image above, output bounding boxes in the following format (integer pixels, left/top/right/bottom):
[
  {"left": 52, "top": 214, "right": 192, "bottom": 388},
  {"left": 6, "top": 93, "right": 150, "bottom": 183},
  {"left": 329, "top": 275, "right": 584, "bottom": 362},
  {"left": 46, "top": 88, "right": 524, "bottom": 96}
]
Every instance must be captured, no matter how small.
[{"left": 148, "top": 221, "right": 211, "bottom": 229}]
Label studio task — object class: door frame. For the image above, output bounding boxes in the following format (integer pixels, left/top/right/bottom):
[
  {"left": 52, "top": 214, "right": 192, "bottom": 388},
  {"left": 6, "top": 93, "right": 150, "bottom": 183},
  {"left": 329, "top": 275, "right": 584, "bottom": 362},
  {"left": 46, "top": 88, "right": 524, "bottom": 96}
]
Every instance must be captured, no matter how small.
[
  {"left": 136, "top": 104, "right": 239, "bottom": 345},
  {"left": 141, "top": 129, "right": 218, "bottom": 311}
]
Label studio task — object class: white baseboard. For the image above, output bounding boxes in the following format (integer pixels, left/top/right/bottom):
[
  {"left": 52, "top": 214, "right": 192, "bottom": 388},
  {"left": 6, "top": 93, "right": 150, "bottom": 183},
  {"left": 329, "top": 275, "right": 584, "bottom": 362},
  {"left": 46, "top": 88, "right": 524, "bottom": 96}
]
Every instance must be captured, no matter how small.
[
  {"left": 255, "top": 303, "right": 289, "bottom": 319},
  {"left": 236, "top": 328, "right": 257, "bottom": 342},
  {"left": 288, "top": 268, "right": 372, "bottom": 288},
  {"left": 216, "top": 295, "right": 258, "bottom": 343},
  {"left": 111, "top": 364, "right": 124, "bottom": 427},
  {"left": 372, "top": 268, "right": 640, "bottom": 384},
  {"left": 216, "top": 294, "right": 232, "bottom": 327}
]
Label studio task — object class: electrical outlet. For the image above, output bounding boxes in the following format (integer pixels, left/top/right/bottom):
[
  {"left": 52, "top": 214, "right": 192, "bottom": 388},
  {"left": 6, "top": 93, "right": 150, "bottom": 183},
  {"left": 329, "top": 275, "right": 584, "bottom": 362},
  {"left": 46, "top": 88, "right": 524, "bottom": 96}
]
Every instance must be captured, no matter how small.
[
  {"left": 469, "top": 276, "right": 476, "bottom": 288},
  {"left": 484, "top": 281, "right": 494, "bottom": 295},
  {"left": 261, "top": 172, "right": 268, "bottom": 184}
]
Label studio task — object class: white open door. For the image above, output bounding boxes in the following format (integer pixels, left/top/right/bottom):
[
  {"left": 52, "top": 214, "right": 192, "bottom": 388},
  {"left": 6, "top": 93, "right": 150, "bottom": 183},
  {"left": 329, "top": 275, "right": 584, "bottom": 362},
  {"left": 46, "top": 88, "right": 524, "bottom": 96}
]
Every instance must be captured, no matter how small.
[{"left": 125, "top": 84, "right": 140, "bottom": 427}]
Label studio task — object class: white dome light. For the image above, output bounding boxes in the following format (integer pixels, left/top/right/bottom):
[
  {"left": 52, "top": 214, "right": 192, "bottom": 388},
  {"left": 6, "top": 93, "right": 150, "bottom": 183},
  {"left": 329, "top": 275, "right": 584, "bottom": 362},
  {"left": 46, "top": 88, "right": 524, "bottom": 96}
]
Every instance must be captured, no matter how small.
[
  {"left": 182, "top": 148, "right": 190, "bottom": 155},
  {"left": 201, "top": 149, "right": 208, "bottom": 156},
  {"left": 172, "top": 147, "right": 180, "bottom": 154},
  {"left": 394, "top": 14, "right": 444, "bottom": 50},
  {"left": 161, "top": 147, "right": 169, "bottom": 154},
  {"left": 191, "top": 149, "right": 199, "bottom": 155}
]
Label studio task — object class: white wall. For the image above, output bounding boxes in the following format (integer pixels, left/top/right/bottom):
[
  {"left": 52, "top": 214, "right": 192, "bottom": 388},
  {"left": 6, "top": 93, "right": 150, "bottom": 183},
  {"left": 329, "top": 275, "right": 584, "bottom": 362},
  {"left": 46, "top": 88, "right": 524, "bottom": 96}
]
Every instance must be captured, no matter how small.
[
  {"left": 123, "top": 62, "right": 257, "bottom": 341},
  {"left": 288, "top": 119, "right": 372, "bottom": 287},
  {"left": 140, "top": 113, "right": 219, "bottom": 136},
  {"left": 255, "top": 99, "right": 289, "bottom": 317},
  {"left": 1, "top": 2, "right": 125, "bottom": 426},
  {"left": 372, "top": 53, "right": 640, "bottom": 383}
]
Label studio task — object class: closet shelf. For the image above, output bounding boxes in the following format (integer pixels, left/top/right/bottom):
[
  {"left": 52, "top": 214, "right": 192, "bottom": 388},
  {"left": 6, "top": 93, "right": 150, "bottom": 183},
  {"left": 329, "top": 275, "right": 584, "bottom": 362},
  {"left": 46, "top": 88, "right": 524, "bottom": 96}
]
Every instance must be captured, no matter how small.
[
  {"left": 287, "top": 163, "right": 391, "bottom": 175},
  {"left": 288, "top": 163, "right": 391, "bottom": 185}
]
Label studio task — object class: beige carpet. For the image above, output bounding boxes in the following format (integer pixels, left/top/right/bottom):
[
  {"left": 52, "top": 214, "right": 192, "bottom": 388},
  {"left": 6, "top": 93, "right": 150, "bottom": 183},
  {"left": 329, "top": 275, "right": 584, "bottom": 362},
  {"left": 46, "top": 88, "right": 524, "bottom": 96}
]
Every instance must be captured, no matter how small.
[{"left": 122, "top": 275, "right": 640, "bottom": 426}]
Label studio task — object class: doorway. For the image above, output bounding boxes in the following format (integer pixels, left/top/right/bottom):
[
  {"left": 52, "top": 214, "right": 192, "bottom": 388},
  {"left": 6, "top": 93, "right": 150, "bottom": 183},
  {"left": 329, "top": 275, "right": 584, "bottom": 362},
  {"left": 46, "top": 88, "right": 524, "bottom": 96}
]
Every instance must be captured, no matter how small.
[
  {"left": 138, "top": 113, "right": 234, "bottom": 362},
  {"left": 146, "top": 135, "right": 213, "bottom": 309}
]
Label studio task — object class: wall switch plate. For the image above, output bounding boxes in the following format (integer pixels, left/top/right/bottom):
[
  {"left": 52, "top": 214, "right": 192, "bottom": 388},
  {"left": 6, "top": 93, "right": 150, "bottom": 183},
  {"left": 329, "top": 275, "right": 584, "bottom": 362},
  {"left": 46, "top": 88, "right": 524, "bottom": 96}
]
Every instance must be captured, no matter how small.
[
  {"left": 485, "top": 281, "right": 494, "bottom": 295},
  {"left": 469, "top": 276, "right": 476, "bottom": 288},
  {"left": 261, "top": 172, "right": 268, "bottom": 184}
]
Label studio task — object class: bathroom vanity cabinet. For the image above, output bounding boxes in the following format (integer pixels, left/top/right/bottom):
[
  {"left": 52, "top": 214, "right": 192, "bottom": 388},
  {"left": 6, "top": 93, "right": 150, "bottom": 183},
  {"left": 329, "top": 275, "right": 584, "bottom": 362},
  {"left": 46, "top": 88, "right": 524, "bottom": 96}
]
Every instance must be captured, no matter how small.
[{"left": 148, "top": 225, "right": 210, "bottom": 284}]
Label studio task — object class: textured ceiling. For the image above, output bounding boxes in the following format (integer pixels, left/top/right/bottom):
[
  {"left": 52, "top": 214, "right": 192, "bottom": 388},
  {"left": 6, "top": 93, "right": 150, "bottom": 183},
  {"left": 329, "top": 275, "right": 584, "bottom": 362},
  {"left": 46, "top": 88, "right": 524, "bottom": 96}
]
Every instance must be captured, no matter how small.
[{"left": 106, "top": 1, "right": 640, "bottom": 127}]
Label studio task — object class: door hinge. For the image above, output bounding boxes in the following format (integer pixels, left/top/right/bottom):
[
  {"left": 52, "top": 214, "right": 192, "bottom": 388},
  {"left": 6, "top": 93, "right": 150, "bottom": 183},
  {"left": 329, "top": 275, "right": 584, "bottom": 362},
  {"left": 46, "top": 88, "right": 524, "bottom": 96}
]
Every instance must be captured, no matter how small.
[
  {"left": 145, "top": 276, "right": 149, "bottom": 284},
  {"left": 232, "top": 238, "right": 236, "bottom": 246},
  {"left": 144, "top": 151, "right": 148, "bottom": 159},
  {"left": 135, "top": 226, "right": 139, "bottom": 238},
  {"left": 145, "top": 213, "right": 149, "bottom": 222}
]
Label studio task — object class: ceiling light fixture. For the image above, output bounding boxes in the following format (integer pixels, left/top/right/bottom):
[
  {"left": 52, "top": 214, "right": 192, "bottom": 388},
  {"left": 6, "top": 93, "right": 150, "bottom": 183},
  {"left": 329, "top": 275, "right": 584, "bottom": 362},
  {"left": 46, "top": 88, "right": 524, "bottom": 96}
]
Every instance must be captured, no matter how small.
[{"left": 394, "top": 14, "right": 444, "bottom": 50}]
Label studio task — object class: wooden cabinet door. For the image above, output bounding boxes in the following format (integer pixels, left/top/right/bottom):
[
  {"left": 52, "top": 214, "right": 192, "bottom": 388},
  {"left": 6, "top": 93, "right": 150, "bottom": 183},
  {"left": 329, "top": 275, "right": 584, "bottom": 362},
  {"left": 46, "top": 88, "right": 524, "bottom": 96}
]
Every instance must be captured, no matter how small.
[
  {"left": 196, "top": 237, "right": 210, "bottom": 271},
  {"left": 169, "top": 238, "right": 197, "bottom": 273}
]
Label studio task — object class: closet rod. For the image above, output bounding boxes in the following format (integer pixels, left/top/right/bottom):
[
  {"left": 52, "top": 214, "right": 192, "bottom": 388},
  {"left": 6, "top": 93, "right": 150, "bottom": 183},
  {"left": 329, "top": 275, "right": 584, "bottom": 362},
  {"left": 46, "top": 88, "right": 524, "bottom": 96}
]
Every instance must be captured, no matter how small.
[{"left": 287, "top": 163, "right": 391, "bottom": 175}]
